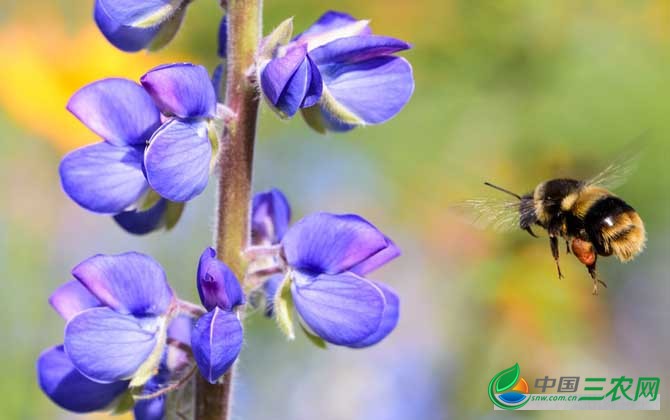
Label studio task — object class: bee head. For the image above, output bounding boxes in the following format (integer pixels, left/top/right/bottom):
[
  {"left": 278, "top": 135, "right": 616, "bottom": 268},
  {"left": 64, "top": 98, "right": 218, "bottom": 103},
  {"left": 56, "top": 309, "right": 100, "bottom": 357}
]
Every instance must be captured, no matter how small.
[
  {"left": 484, "top": 182, "right": 539, "bottom": 237},
  {"left": 519, "top": 194, "right": 539, "bottom": 237}
]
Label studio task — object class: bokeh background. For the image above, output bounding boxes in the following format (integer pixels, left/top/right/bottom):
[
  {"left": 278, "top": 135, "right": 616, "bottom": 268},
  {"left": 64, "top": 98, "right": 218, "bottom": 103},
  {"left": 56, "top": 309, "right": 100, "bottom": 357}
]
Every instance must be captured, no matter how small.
[{"left": 1, "top": 0, "right": 669, "bottom": 419}]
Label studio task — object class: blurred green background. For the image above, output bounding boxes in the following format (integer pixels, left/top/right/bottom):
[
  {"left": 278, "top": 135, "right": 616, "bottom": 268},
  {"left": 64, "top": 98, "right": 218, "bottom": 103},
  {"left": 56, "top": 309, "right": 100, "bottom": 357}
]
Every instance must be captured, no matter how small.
[{"left": 1, "top": 0, "right": 669, "bottom": 419}]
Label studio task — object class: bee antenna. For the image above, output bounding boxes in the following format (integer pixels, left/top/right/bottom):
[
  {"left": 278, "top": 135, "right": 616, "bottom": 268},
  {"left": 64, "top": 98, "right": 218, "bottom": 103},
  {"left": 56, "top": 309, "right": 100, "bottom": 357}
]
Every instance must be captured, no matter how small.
[{"left": 484, "top": 182, "right": 522, "bottom": 200}]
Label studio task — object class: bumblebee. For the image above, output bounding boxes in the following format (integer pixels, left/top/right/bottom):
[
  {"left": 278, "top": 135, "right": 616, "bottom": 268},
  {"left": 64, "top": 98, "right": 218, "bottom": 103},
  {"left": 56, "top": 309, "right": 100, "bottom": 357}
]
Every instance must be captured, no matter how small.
[{"left": 468, "top": 157, "right": 646, "bottom": 295}]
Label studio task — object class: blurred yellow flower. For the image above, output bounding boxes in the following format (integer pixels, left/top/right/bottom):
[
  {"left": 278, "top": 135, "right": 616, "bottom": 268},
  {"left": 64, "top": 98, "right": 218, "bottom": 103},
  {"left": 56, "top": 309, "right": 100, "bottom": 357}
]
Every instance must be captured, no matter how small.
[
  {"left": 89, "top": 412, "right": 133, "bottom": 420},
  {"left": 0, "top": 16, "right": 189, "bottom": 152}
]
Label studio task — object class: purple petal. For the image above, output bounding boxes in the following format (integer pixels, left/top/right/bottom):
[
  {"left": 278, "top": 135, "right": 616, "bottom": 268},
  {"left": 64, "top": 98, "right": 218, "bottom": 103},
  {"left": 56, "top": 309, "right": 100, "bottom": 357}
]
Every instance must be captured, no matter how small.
[
  {"left": 281, "top": 213, "right": 389, "bottom": 275},
  {"left": 251, "top": 188, "right": 291, "bottom": 245},
  {"left": 348, "top": 281, "right": 399, "bottom": 348},
  {"left": 134, "top": 396, "right": 165, "bottom": 420},
  {"left": 67, "top": 78, "right": 161, "bottom": 146},
  {"left": 260, "top": 45, "right": 307, "bottom": 106},
  {"left": 113, "top": 198, "right": 168, "bottom": 235},
  {"left": 59, "top": 142, "right": 148, "bottom": 214},
  {"left": 197, "top": 247, "right": 244, "bottom": 311},
  {"left": 262, "top": 274, "right": 284, "bottom": 317},
  {"left": 165, "top": 315, "right": 193, "bottom": 371},
  {"left": 141, "top": 63, "right": 217, "bottom": 118},
  {"left": 144, "top": 119, "right": 212, "bottom": 202},
  {"left": 301, "top": 55, "right": 323, "bottom": 108},
  {"left": 191, "top": 308, "right": 243, "bottom": 384},
  {"left": 94, "top": 1, "right": 159, "bottom": 52},
  {"left": 309, "top": 36, "right": 411, "bottom": 65},
  {"left": 72, "top": 252, "right": 173, "bottom": 317},
  {"left": 319, "top": 56, "right": 414, "bottom": 125},
  {"left": 294, "top": 11, "right": 371, "bottom": 47},
  {"left": 49, "top": 280, "right": 102, "bottom": 321},
  {"left": 64, "top": 308, "right": 161, "bottom": 383},
  {"left": 291, "top": 273, "right": 384, "bottom": 346},
  {"left": 168, "top": 314, "right": 193, "bottom": 344},
  {"left": 349, "top": 237, "right": 400, "bottom": 276},
  {"left": 97, "top": 0, "right": 183, "bottom": 28},
  {"left": 275, "top": 56, "right": 313, "bottom": 117},
  {"left": 37, "top": 345, "right": 128, "bottom": 413}
]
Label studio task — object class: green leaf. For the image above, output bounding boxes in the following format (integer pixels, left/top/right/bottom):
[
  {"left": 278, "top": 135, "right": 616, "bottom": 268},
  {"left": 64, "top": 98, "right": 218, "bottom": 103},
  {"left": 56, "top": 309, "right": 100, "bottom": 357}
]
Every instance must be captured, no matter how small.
[
  {"left": 207, "top": 118, "right": 222, "bottom": 169},
  {"left": 164, "top": 201, "right": 185, "bottom": 230},
  {"left": 494, "top": 363, "right": 520, "bottom": 393},
  {"left": 132, "top": 0, "right": 182, "bottom": 28},
  {"left": 274, "top": 274, "right": 295, "bottom": 340},
  {"left": 110, "top": 389, "right": 135, "bottom": 414},
  {"left": 300, "top": 324, "right": 327, "bottom": 349},
  {"left": 258, "top": 17, "right": 294, "bottom": 60},
  {"left": 148, "top": 5, "right": 187, "bottom": 51},
  {"left": 137, "top": 189, "right": 162, "bottom": 212},
  {"left": 300, "top": 106, "right": 327, "bottom": 134}
]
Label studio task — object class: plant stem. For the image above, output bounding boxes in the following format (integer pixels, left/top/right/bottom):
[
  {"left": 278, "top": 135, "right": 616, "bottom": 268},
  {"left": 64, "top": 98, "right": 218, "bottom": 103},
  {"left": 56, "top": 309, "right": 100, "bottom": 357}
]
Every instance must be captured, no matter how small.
[{"left": 195, "top": 1, "right": 262, "bottom": 419}]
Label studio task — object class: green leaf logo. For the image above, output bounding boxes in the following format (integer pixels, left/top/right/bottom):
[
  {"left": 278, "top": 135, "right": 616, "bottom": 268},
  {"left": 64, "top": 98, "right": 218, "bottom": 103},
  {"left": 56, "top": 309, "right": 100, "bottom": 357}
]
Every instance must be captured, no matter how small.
[
  {"left": 495, "top": 363, "right": 520, "bottom": 393},
  {"left": 488, "top": 363, "right": 529, "bottom": 410}
]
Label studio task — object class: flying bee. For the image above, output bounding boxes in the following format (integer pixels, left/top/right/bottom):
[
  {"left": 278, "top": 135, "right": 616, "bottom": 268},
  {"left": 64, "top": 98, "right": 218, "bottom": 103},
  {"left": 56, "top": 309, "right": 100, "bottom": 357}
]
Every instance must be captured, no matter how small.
[{"left": 467, "top": 156, "right": 646, "bottom": 295}]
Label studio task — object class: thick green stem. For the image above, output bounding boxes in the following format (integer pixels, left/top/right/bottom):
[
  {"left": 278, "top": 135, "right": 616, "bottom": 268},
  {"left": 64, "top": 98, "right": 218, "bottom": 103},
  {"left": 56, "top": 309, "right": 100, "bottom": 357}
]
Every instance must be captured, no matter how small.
[{"left": 195, "top": 1, "right": 262, "bottom": 419}]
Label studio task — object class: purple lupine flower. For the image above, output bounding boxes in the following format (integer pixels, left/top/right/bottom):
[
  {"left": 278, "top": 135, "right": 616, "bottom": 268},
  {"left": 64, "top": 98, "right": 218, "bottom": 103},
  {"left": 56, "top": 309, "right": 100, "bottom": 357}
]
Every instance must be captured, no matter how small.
[
  {"left": 197, "top": 247, "right": 245, "bottom": 312},
  {"left": 94, "top": 0, "right": 192, "bottom": 52},
  {"left": 191, "top": 248, "right": 244, "bottom": 383},
  {"left": 63, "top": 253, "right": 175, "bottom": 385},
  {"left": 59, "top": 63, "right": 217, "bottom": 235},
  {"left": 251, "top": 188, "right": 291, "bottom": 245},
  {"left": 258, "top": 11, "right": 414, "bottom": 132},
  {"left": 277, "top": 212, "right": 400, "bottom": 347},
  {"left": 37, "top": 253, "right": 187, "bottom": 415}
]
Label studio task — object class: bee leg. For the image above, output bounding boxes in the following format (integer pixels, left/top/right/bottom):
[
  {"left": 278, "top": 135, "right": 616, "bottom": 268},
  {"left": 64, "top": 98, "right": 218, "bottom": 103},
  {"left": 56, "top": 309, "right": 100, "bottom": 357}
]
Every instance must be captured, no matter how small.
[
  {"left": 586, "top": 258, "right": 607, "bottom": 295},
  {"left": 524, "top": 226, "right": 538, "bottom": 238},
  {"left": 550, "top": 235, "right": 564, "bottom": 279},
  {"left": 565, "top": 240, "right": 571, "bottom": 254}
]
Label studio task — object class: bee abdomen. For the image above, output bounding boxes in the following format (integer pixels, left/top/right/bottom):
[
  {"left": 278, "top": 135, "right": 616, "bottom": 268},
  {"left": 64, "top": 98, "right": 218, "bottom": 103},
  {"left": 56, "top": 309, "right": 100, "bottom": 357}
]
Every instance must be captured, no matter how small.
[{"left": 583, "top": 196, "right": 646, "bottom": 262}]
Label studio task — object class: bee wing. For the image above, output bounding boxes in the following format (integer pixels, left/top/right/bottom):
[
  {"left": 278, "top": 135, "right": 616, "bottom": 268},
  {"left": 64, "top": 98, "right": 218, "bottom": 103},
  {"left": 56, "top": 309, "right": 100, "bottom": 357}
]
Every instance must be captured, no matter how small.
[
  {"left": 584, "top": 153, "right": 641, "bottom": 191},
  {"left": 457, "top": 197, "right": 522, "bottom": 232}
]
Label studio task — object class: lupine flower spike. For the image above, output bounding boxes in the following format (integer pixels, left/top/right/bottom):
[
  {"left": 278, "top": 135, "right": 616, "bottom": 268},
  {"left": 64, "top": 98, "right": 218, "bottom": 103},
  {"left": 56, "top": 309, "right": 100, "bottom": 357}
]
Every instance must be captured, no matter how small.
[{"left": 42, "top": 2, "right": 411, "bottom": 418}]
